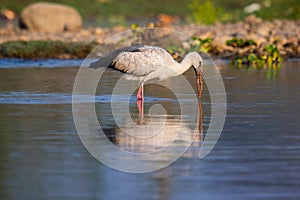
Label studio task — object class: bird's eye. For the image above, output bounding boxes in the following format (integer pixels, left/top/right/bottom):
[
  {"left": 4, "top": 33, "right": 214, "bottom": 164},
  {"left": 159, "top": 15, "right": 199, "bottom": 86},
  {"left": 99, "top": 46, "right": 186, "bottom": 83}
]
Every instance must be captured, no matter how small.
[{"left": 199, "top": 61, "right": 202, "bottom": 66}]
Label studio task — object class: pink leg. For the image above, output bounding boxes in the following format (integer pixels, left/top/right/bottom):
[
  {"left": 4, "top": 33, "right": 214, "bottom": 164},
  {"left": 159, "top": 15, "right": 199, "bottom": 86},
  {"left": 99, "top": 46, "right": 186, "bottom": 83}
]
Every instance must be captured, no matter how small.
[
  {"left": 136, "top": 84, "right": 144, "bottom": 100},
  {"left": 141, "top": 83, "right": 144, "bottom": 100},
  {"left": 136, "top": 83, "right": 144, "bottom": 119}
]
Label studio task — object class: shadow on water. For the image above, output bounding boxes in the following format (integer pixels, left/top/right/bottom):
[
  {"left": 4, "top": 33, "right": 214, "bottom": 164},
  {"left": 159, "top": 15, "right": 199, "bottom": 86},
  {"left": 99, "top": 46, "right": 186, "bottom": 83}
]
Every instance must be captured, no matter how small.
[{"left": 0, "top": 59, "right": 300, "bottom": 199}]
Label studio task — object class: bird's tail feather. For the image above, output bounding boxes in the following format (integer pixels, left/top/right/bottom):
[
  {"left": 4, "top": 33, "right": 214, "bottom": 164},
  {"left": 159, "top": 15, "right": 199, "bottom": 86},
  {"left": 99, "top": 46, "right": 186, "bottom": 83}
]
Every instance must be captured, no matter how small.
[{"left": 89, "top": 56, "right": 115, "bottom": 69}]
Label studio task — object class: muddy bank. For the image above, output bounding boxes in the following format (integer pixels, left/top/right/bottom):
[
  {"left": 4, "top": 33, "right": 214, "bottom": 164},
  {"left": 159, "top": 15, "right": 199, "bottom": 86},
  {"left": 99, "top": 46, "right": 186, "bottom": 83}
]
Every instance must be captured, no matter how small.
[{"left": 0, "top": 16, "right": 299, "bottom": 60}]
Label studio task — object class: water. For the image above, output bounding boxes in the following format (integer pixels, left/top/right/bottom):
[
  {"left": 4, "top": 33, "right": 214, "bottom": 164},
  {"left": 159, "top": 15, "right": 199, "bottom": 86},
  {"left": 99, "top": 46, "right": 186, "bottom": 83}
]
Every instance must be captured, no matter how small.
[{"left": 0, "top": 59, "right": 300, "bottom": 199}]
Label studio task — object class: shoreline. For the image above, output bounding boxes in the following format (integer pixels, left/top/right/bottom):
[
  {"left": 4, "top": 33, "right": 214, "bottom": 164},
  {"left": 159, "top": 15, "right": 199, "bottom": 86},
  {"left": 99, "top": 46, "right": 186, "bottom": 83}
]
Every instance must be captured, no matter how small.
[{"left": 1, "top": 17, "right": 299, "bottom": 60}]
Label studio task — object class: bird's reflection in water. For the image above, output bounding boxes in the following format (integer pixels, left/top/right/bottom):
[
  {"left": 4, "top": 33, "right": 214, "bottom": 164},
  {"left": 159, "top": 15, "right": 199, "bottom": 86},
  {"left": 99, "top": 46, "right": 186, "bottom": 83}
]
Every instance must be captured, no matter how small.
[{"left": 101, "top": 101, "right": 203, "bottom": 155}]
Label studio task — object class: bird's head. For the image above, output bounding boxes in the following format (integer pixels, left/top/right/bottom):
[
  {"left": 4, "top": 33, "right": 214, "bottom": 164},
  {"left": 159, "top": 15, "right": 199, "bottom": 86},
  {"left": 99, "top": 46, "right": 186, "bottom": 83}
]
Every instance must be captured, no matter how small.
[
  {"left": 185, "top": 52, "right": 204, "bottom": 97},
  {"left": 186, "top": 52, "right": 203, "bottom": 76}
]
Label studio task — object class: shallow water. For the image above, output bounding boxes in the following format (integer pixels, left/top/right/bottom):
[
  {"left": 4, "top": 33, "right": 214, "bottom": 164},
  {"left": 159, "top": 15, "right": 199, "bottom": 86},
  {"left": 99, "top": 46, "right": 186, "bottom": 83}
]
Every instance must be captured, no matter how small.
[{"left": 0, "top": 59, "right": 300, "bottom": 199}]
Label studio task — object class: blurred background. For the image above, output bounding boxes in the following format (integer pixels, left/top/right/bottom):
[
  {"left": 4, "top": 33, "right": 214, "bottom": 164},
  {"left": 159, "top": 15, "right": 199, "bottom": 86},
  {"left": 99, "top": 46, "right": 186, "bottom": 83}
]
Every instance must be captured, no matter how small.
[{"left": 1, "top": 0, "right": 300, "bottom": 27}]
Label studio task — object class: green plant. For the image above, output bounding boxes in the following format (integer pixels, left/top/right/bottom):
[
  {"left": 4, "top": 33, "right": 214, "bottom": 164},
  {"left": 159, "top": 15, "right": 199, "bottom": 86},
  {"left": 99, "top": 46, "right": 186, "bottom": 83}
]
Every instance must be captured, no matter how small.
[
  {"left": 187, "top": 0, "right": 219, "bottom": 24},
  {"left": 231, "top": 43, "right": 283, "bottom": 69},
  {"left": 191, "top": 36, "right": 212, "bottom": 52},
  {"left": 263, "top": 44, "right": 282, "bottom": 64},
  {"left": 226, "top": 37, "right": 256, "bottom": 48},
  {"left": 226, "top": 37, "right": 282, "bottom": 70}
]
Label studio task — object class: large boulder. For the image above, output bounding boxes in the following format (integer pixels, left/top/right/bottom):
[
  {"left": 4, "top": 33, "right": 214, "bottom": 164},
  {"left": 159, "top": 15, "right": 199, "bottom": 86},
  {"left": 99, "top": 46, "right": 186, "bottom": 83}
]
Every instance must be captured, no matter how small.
[{"left": 19, "top": 2, "right": 82, "bottom": 32}]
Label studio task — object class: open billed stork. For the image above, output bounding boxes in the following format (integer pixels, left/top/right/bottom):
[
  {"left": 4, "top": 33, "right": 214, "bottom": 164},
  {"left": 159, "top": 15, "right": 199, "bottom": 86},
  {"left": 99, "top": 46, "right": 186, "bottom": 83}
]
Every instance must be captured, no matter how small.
[{"left": 90, "top": 45, "right": 204, "bottom": 100}]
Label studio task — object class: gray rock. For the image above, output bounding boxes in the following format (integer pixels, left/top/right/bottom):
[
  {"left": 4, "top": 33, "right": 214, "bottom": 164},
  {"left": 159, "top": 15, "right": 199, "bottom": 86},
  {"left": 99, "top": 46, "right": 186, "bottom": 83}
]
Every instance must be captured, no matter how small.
[{"left": 19, "top": 2, "right": 82, "bottom": 32}]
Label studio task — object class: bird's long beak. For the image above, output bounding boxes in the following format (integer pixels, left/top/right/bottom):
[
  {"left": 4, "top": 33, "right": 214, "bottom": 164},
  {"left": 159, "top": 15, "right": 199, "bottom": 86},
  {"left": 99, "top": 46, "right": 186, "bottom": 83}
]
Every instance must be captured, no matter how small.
[{"left": 194, "top": 69, "right": 204, "bottom": 97}]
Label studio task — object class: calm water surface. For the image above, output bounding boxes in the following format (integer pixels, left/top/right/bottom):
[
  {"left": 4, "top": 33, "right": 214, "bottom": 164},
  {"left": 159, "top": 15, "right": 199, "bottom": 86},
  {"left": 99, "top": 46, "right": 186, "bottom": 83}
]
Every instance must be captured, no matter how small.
[{"left": 0, "top": 59, "right": 299, "bottom": 199}]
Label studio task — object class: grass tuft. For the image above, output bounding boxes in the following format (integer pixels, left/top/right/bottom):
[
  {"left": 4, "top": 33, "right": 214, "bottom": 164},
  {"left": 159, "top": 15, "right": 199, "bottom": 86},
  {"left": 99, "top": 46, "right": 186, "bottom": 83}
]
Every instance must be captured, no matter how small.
[{"left": 0, "top": 40, "right": 97, "bottom": 59}]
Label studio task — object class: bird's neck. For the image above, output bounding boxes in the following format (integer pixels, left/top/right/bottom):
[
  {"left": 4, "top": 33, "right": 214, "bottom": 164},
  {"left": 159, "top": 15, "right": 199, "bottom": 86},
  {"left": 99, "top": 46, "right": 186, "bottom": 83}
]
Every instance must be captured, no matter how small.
[{"left": 177, "top": 55, "right": 193, "bottom": 75}]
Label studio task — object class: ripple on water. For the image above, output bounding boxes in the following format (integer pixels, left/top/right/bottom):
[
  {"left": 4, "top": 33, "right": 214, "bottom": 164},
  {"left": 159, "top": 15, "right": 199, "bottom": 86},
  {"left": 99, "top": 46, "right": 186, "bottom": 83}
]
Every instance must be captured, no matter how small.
[
  {"left": 0, "top": 91, "right": 176, "bottom": 105},
  {"left": 0, "top": 58, "right": 85, "bottom": 68}
]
